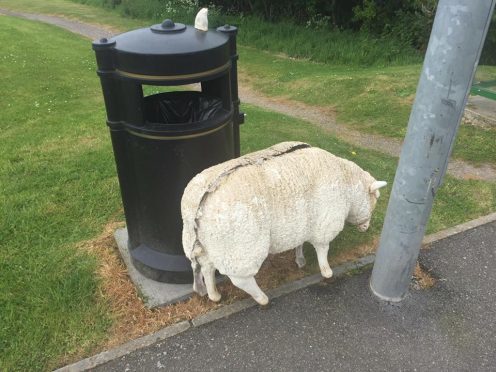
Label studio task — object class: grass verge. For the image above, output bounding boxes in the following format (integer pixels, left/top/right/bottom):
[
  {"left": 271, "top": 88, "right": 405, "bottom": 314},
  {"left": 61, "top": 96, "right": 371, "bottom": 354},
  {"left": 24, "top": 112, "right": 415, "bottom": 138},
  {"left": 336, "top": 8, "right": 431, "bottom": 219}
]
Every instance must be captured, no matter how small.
[
  {"left": 0, "top": 0, "right": 142, "bottom": 30},
  {"left": 69, "top": 0, "right": 421, "bottom": 66},
  {"left": 239, "top": 50, "right": 496, "bottom": 165},
  {"left": 1, "top": 0, "right": 495, "bottom": 165},
  {"left": 0, "top": 11, "right": 495, "bottom": 372},
  {"left": 0, "top": 15, "right": 119, "bottom": 372}
]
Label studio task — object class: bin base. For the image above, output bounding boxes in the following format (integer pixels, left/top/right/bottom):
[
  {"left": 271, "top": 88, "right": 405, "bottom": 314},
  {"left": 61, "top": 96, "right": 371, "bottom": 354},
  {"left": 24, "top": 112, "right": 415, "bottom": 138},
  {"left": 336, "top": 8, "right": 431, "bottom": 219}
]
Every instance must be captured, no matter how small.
[
  {"left": 130, "top": 244, "right": 193, "bottom": 284},
  {"left": 114, "top": 228, "right": 195, "bottom": 308}
]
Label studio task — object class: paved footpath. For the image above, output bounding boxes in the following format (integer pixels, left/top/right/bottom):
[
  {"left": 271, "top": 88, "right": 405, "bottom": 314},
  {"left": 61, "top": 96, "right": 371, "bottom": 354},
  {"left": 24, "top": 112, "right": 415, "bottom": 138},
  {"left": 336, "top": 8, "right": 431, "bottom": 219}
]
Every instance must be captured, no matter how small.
[{"left": 93, "top": 221, "right": 496, "bottom": 371}]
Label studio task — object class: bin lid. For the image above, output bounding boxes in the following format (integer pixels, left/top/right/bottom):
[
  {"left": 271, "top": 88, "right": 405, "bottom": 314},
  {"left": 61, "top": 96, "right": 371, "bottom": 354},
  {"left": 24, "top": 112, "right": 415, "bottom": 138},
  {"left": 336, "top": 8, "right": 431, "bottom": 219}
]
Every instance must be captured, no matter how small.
[{"left": 92, "top": 19, "right": 231, "bottom": 83}]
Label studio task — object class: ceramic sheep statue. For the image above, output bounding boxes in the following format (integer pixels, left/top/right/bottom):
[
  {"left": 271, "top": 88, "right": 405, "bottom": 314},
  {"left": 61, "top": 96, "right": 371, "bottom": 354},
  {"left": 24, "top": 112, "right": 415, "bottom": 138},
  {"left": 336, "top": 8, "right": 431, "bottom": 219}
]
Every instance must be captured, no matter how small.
[{"left": 181, "top": 142, "right": 387, "bottom": 305}]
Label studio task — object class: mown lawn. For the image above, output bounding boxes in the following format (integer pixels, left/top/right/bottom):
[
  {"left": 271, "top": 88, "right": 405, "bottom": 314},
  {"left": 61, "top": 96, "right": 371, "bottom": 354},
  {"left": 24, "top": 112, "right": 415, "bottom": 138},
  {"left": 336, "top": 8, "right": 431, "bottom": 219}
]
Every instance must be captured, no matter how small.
[
  {"left": 0, "top": 0, "right": 142, "bottom": 30},
  {"left": 239, "top": 49, "right": 496, "bottom": 165},
  {"left": 2, "top": 0, "right": 495, "bottom": 165},
  {"left": 0, "top": 15, "right": 119, "bottom": 372},
  {"left": 1, "top": 10, "right": 495, "bottom": 372}
]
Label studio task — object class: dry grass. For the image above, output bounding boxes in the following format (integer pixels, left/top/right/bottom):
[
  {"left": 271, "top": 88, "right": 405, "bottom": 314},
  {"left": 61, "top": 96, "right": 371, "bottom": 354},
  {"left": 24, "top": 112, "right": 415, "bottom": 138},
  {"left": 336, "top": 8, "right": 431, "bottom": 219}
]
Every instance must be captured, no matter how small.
[
  {"left": 413, "top": 262, "right": 436, "bottom": 290},
  {"left": 329, "top": 238, "right": 378, "bottom": 267},
  {"left": 78, "top": 222, "right": 379, "bottom": 351},
  {"left": 78, "top": 221, "right": 219, "bottom": 348}
]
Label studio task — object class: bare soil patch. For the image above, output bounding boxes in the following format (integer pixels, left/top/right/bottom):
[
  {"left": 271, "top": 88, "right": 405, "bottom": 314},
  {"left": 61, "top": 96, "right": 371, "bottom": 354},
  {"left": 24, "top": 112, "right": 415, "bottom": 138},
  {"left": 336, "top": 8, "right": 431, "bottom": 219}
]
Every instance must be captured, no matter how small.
[{"left": 413, "top": 262, "right": 436, "bottom": 290}]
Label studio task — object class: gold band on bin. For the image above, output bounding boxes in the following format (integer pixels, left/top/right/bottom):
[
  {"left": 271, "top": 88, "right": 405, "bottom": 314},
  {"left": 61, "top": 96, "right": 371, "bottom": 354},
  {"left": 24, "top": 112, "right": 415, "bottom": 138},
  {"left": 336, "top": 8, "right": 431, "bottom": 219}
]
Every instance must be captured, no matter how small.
[
  {"left": 126, "top": 120, "right": 230, "bottom": 140},
  {"left": 117, "top": 62, "right": 231, "bottom": 82}
]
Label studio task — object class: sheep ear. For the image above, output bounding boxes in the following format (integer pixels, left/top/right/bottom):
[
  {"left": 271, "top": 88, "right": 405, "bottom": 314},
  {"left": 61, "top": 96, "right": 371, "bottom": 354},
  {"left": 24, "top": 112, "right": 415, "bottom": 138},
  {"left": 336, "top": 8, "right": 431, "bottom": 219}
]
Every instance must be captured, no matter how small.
[{"left": 369, "top": 181, "right": 387, "bottom": 193}]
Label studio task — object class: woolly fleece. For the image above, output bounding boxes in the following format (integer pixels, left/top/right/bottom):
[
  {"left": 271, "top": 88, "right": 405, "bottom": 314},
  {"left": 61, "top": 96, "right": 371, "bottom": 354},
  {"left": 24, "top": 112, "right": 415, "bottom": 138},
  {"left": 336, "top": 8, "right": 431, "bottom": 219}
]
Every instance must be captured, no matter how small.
[{"left": 181, "top": 142, "right": 382, "bottom": 281}]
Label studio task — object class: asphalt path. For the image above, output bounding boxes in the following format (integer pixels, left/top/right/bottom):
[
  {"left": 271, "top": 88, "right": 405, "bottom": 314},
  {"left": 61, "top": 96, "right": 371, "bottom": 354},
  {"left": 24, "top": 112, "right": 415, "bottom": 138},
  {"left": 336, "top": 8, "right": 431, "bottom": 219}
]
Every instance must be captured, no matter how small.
[{"left": 94, "top": 221, "right": 496, "bottom": 371}]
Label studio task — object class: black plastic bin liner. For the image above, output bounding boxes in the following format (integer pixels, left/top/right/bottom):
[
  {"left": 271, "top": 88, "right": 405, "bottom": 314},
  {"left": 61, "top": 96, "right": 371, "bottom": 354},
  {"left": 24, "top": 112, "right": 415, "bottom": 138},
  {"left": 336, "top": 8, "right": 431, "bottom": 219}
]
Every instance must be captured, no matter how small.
[{"left": 145, "top": 91, "right": 224, "bottom": 125}]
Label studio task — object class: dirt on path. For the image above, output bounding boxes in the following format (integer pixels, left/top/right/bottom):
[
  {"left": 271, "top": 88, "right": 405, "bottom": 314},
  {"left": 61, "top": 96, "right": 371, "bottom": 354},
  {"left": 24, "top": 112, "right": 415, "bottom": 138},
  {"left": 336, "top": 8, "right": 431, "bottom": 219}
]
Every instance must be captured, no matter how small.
[
  {"left": 0, "top": 8, "right": 116, "bottom": 39},
  {"left": 2, "top": 8, "right": 495, "bottom": 182}
]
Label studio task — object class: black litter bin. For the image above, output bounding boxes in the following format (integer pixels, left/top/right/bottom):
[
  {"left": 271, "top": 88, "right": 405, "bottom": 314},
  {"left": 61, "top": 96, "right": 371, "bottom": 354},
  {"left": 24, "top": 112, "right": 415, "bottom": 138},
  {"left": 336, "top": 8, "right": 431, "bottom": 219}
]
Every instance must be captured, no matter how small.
[{"left": 92, "top": 20, "right": 244, "bottom": 284}]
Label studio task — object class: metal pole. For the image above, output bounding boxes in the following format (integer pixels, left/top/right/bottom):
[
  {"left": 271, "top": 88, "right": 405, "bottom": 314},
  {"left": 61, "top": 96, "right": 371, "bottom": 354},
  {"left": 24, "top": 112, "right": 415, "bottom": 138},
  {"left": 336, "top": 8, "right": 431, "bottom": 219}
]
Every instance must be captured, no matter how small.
[{"left": 370, "top": 0, "right": 495, "bottom": 302}]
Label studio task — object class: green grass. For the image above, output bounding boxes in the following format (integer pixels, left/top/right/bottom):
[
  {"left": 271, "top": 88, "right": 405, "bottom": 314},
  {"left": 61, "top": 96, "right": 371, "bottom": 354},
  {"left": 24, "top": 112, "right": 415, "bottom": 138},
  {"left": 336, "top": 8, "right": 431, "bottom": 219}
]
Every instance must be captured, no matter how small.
[
  {"left": 475, "top": 65, "right": 496, "bottom": 83},
  {"left": 239, "top": 51, "right": 420, "bottom": 138},
  {"left": 2, "top": 0, "right": 494, "bottom": 165},
  {"left": 230, "top": 15, "right": 420, "bottom": 66},
  {"left": 239, "top": 49, "right": 496, "bottom": 165},
  {"left": 0, "top": 0, "right": 142, "bottom": 30},
  {"left": 452, "top": 125, "right": 496, "bottom": 164},
  {"left": 0, "top": 0, "right": 422, "bottom": 66},
  {"left": 244, "top": 105, "right": 496, "bottom": 267},
  {"left": 67, "top": 0, "right": 422, "bottom": 66},
  {"left": 1, "top": 9, "right": 496, "bottom": 372},
  {"left": 242, "top": 105, "right": 496, "bottom": 237},
  {"left": 0, "top": 16, "right": 118, "bottom": 371}
]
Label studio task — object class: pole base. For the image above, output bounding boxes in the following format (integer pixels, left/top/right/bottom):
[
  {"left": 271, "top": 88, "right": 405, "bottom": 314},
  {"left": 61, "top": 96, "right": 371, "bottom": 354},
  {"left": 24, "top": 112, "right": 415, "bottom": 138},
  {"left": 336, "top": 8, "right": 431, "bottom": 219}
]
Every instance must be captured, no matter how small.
[{"left": 369, "top": 280, "right": 407, "bottom": 303}]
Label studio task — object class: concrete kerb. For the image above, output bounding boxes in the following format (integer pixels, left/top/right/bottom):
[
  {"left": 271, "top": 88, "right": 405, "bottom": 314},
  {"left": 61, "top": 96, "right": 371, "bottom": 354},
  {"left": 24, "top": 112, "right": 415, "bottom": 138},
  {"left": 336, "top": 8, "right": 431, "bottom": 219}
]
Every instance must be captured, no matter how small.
[
  {"left": 55, "top": 212, "right": 496, "bottom": 372},
  {"left": 55, "top": 321, "right": 191, "bottom": 372},
  {"left": 422, "top": 212, "right": 496, "bottom": 247}
]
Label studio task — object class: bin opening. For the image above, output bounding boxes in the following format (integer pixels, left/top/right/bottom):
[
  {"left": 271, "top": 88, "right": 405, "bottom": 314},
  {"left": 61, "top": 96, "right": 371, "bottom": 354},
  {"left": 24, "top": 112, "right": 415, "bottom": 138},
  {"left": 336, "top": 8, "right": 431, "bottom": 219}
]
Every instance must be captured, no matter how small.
[
  {"left": 142, "top": 85, "right": 174, "bottom": 97},
  {"left": 144, "top": 91, "right": 225, "bottom": 125}
]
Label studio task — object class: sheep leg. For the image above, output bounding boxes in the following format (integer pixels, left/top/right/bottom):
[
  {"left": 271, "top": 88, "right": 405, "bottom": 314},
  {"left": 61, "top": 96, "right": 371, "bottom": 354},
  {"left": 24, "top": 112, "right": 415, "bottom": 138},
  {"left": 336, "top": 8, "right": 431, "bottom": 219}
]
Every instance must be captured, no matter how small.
[
  {"left": 201, "top": 264, "right": 221, "bottom": 302},
  {"left": 192, "top": 262, "right": 207, "bottom": 296},
  {"left": 295, "top": 244, "right": 306, "bottom": 268},
  {"left": 229, "top": 275, "right": 269, "bottom": 306},
  {"left": 314, "top": 243, "right": 333, "bottom": 278}
]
